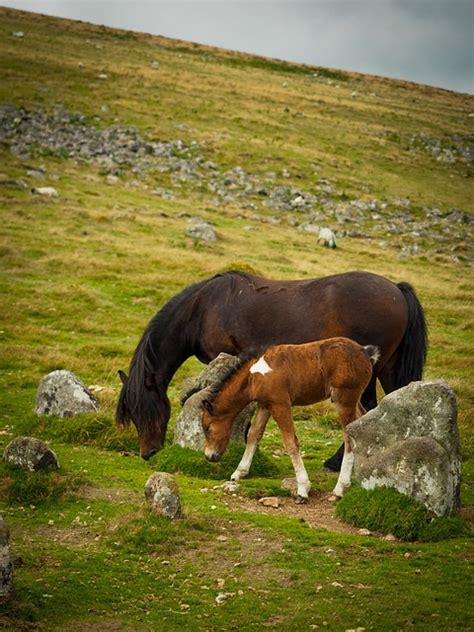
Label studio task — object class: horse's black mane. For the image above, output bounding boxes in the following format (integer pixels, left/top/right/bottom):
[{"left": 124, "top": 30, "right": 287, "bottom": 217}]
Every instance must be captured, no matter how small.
[
  {"left": 116, "top": 270, "right": 258, "bottom": 428},
  {"left": 205, "top": 345, "right": 266, "bottom": 405}
]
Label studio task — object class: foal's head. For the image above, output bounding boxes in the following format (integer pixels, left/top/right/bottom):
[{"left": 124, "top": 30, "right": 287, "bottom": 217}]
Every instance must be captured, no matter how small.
[{"left": 201, "top": 398, "right": 235, "bottom": 462}]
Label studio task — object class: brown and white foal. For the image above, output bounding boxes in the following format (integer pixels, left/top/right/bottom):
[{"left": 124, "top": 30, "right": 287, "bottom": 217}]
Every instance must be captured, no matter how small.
[{"left": 201, "top": 337, "right": 379, "bottom": 502}]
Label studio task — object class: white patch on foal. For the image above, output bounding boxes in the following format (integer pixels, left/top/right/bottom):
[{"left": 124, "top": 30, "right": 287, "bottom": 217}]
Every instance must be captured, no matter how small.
[{"left": 249, "top": 356, "right": 272, "bottom": 375}]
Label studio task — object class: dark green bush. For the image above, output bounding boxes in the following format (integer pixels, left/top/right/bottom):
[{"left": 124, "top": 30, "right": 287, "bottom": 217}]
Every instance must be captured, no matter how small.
[
  {"left": 151, "top": 442, "right": 280, "bottom": 480},
  {"left": 5, "top": 467, "right": 85, "bottom": 505},
  {"left": 336, "top": 486, "right": 469, "bottom": 542}
]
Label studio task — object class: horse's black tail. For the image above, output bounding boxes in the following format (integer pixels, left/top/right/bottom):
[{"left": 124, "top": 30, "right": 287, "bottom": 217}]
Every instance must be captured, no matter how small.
[{"left": 393, "top": 282, "right": 428, "bottom": 389}]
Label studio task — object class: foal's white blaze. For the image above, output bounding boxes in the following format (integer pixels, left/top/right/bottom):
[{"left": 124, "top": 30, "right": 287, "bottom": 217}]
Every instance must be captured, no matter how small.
[
  {"left": 250, "top": 356, "right": 272, "bottom": 375},
  {"left": 333, "top": 451, "right": 354, "bottom": 497}
]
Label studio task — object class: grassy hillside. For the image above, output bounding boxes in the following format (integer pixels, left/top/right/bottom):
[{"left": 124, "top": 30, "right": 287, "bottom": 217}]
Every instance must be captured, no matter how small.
[{"left": 0, "top": 8, "right": 473, "bottom": 631}]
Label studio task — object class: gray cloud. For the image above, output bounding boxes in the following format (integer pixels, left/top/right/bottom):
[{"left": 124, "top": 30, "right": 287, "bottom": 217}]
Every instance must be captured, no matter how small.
[{"left": 2, "top": 0, "right": 473, "bottom": 92}]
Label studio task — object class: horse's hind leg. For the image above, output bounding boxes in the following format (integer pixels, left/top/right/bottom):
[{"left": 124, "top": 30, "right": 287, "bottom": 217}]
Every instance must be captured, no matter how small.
[
  {"left": 270, "top": 403, "right": 311, "bottom": 503},
  {"left": 331, "top": 388, "right": 360, "bottom": 498},
  {"left": 231, "top": 407, "right": 270, "bottom": 481},
  {"left": 323, "top": 375, "right": 377, "bottom": 473}
]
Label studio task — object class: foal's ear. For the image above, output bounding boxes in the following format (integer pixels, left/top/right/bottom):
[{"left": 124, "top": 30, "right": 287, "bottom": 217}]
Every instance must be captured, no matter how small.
[
  {"left": 201, "top": 399, "right": 214, "bottom": 414},
  {"left": 118, "top": 370, "right": 128, "bottom": 386}
]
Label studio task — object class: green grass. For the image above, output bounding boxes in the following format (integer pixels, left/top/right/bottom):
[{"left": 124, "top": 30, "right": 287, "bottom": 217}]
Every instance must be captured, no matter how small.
[
  {"left": 336, "top": 486, "right": 470, "bottom": 542},
  {"left": 151, "top": 443, "right": 281, "bottom": 480},
  {"left": 0, "top": 6, "right": 473, "bottom": 631}
]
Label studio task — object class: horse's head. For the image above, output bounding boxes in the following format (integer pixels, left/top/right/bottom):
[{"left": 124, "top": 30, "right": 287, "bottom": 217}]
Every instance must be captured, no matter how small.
[
  {"left": 116, "top": 370, "right": 170, "bottom": 460},
  {"left": 200, "top": 398, "right": 234, "bottom": 462}
]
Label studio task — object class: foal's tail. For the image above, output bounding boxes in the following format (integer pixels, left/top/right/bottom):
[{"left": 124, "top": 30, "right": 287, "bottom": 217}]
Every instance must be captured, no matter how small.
[
  {"left": 363, "top": 345, "right": 381, "bottom": 366},
  {"left": 393, "top": 282, "right": 428, "bottom": 388}
]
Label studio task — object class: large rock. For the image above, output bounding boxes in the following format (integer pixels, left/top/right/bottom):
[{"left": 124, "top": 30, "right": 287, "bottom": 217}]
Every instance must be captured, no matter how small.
[
  {"left": 145, "top": 472, "right": 181, "bottom": 519},
  {"left": 35, "top": 370, "right": 98, "bottom": 417},
  {"left": 3, "top": 436, "right": 60, "bottom": 471},
  {"left": 347, "top": 380, "right": 461, "bottom": 516},
  {"left": 0, "top": 515, "right": 13, "bottom": 598},
  {"left": 174, "top": 353, "right": 255, "bottom": 450}
]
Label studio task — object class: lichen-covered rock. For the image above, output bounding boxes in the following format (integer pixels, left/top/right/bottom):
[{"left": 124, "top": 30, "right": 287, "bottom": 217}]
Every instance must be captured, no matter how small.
[
  {"left": 145, "top": 472, "right": 181, "bottom": 519},
  {"left": 174, "top": 354, "right": 255, "bottom": 450},
  {"left": 0, "top": 514, "right": 13, "bottom": 598},
  {"left": 186, "top": 218, "right": 216, "bottom": 242},
  {"left": 347, "top": 380, "right": 461, "bottom": 516},
  {"left": 3, "top": 436, "right": 60, "bottom": 472},
  {"left": 36, "top": 370, "right": 98, "bottom": 417}
]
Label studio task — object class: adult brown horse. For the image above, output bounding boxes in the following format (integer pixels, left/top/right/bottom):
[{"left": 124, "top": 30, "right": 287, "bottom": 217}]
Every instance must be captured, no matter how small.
[{"left": 116, "top": 270, "right": 427, "bottom": 466}]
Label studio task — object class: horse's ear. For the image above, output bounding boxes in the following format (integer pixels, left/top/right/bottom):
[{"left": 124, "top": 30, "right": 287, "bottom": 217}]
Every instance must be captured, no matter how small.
[
  {"left": 118, "top": 370, "right": 128, "bottom": 386},
  {"left": 201, "top": 399, "right": 213, "bottom": 414}
]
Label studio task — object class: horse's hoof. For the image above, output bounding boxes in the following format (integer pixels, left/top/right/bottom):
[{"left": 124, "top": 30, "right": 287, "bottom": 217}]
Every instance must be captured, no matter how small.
[
  {"left": 328, "top": 494, "right": 340, "bottom": 503},
  {"left": 295, "top": 495, "right": 308, "bottom": 504}
]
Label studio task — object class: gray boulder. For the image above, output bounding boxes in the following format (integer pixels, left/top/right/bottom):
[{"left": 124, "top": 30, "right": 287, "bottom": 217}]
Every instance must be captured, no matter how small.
[
  {"left": 36, "top": 370, "right": 98, "bottom": 417},
  {"left": 174, "top": 353, "right": 255, "bottom": 450},
  {"left": 347, "top": 380, "right": 461, "bottom": 516},
  {"left": 0, "top": 514, "right": 13, "bottom": 598},
  {"left": 145, "top": 472, "right": 181, "bottom": 519},
  {"left": 3, "top": 436, "right": 60, "bottom": 472},
  {"left": 186, "top": 218, "right": 216, "bottom": 241}
]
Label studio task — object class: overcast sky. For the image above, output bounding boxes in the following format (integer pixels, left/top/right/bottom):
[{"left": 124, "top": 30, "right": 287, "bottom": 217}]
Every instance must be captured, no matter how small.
[{"left": 3, "top": 0, "right": 473, "bottom": 93}]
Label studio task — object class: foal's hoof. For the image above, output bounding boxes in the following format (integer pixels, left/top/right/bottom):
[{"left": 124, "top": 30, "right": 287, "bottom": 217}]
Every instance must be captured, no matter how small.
[{"left": 295, "top": 495, "right": 308, "bottom": 505}]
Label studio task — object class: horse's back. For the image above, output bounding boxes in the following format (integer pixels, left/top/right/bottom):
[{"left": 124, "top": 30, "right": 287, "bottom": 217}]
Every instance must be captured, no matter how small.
[{"left": 196, "top": 270, "right": 408, "bottom": 367}]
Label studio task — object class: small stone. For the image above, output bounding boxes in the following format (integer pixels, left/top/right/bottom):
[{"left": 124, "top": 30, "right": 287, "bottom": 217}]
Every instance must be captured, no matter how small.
[
  {"left": 215, "top": 592, "right": 228, "bottom": 605},
  {"left": 32, "top": 186, "right": 58, "bottom": 198},
  {"left": 145, "top": 472, "right": 181, "bottom": 519},
  {"left": 2, "top": 437, "right": 60, "bottom": 472},
  {"left": 384, "top": 533, "right": 397, "bottom": 542},
  {"left": 185, "top": 217, "right": 216, "bottom": 242},
  {"left": 213, "top": 481, "right": 240, "bottom": 493},
  {"left": 259, "top": 497, "right": 280, "bottom": 508},
  {"left": 357, "top": 528, "right": 372, "bottom": 536}
]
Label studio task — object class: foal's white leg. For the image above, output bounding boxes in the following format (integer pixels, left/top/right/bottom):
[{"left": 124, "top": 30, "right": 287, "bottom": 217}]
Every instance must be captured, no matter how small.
[
  {"left": 333, "top": 450, "right": 354, "bottom": 498},
  {"left": 289, "top": 450, "right": 311, "bottom": 502},
  {"left": 231, "top": 407, "right": 270, "bottom": 481},
  {"left": 271, "top": 404, "right": 311, "bottom": 502}
]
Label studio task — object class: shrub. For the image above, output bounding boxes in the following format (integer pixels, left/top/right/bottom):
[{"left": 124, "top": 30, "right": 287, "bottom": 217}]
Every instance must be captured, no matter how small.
[
  {"left": 5, "top": 467, "right": 85, "bottom": 505},
  {"left": 336, "top": 486, "right": 469, "bottom": 542},
  {"left": 151, "top": 442, "right": 280, "bottom": 480}
]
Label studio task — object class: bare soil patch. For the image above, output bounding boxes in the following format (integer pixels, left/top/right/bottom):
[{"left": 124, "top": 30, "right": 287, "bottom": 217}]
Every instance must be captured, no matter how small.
[{"left": 223, "top": 488, "right": 376, "bottom": 537}]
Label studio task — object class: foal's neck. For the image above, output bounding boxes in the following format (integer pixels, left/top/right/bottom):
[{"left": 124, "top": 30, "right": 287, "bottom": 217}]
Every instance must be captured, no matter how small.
[{"left": 214, "top": 363, "right": 252, "bottom": 415}]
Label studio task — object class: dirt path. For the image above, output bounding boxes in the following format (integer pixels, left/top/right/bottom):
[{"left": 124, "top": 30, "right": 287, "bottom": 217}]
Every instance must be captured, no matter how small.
[{"left": 223, "top": 488, "right": 379, "bottom": 537}]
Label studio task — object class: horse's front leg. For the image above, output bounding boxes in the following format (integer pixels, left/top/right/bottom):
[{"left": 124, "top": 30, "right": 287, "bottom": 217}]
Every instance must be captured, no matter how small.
[
  {"left": 231, "top": 407, "right": 270, "bottom": 481},
  {"left": 271, "top": 403, "right": 311, "bottom": 503}
]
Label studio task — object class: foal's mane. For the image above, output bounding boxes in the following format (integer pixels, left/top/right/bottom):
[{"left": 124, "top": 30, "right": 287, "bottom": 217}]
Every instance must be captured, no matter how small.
[{"left": 205, "top": 346, "right": 265, "bottom": 405}]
